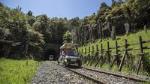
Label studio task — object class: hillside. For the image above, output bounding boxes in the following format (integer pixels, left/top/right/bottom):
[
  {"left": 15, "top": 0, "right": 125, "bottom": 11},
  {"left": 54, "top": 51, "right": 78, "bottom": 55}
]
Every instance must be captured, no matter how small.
[{"left": 78, "top": 29, "right": 150, "bottom": 76}]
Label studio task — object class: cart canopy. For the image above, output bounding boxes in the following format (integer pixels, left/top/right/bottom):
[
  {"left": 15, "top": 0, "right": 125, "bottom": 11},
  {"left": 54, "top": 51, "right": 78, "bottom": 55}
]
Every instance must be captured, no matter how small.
[{"left": 60, "top": 43, "right": 77, "bottom": 50}]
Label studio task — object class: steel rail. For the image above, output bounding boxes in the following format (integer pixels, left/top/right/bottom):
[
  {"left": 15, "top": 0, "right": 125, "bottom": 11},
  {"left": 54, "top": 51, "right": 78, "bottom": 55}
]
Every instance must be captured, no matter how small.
[
  {"left": 66, "top": 67, "right": 106, "bottom": 84},
  {"left": 83, "top": 67, "right": 149, "bottom": 82}
]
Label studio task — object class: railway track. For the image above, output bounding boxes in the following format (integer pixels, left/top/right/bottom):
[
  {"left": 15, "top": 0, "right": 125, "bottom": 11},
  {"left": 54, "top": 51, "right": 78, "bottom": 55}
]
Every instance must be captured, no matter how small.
[
  {"left": 83, "top": 67, "right": 150, "bottom": 82},
  {"left": 56, "top": 61, "right": 148, "bottom": 84},
  {"left": 66, "top": 67, "right": 106, "bottom": 84},
  {"left": 65, "top": 66, "right": 147, "bottom": 84},
  {"left": 56, "top": 62, "right": 105, "bottom": 84}
]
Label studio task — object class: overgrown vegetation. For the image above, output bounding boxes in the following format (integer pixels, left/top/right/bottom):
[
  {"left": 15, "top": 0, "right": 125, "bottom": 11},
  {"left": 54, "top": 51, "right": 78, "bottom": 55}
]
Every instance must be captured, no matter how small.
[
  {"left": 73, "top": 0, "right": 150, "bottom": 76},
  {"left": 79, "top": 30, "right": 150, "bottom": 76},
  {"left": 0, "top": 58, "right": 39, "bottom": 84},
  {"left": 1, "top": 0, "right": 150, "bottom": 59},
  {"left": 73, "top": 0, "right": 150, "bottom": 45},
  {"left": 0, "top": 3, "right": 71, "bottom": 59},
  {"left": 0, "top": 0, "right": 150, "bottom": 83}
]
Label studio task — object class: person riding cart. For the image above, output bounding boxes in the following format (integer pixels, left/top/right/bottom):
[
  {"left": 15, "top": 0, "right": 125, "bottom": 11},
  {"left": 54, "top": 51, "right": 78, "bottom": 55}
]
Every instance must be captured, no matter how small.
[{"left": 58, "top": 43, "right": 82, "bottom": 67}]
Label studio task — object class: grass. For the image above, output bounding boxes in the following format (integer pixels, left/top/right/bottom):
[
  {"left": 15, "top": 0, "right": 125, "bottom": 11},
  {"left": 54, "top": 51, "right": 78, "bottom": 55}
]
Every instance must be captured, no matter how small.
[
  {"left": 79, "top": 29, "right": 150, "bottom": 76},
  {"left": 0, "top": 58, "right": 39, "bottom": 84},
  {"left": 80, "top": 30, "right": 150, "bottom": 55}
]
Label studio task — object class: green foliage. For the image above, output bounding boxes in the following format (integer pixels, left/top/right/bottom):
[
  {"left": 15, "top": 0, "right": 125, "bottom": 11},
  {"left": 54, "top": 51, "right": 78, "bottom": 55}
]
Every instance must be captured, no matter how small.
[
  {"left": 1, "top": 0, "right": 150, "bottom": 59},
  {"left": 0, "top": 4, "right": 69, "bottom": 59},
  {"left": 0, "top": 58, "right": 39, "bottom": 84},
  {"left": 63, "top": 31, "right": 72, "bottom": 43},
  {"left": 27, "top": 11, "right": 35, "bottom": 26},
  {"left": 73, "top": 0, "right": 150, "bottom": 45},
  {"left": 0, "top": 5, "right": 45, "bottom": 59}
]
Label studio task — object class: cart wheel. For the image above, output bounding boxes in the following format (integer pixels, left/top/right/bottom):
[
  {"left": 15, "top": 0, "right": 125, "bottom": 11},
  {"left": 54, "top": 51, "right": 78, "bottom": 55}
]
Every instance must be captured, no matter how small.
[
  {"left": 78, "top": 61, "right": 82, "bottom": 68},
  {"left": 57, "top": 61, "right": 60, "bottom": 65}
]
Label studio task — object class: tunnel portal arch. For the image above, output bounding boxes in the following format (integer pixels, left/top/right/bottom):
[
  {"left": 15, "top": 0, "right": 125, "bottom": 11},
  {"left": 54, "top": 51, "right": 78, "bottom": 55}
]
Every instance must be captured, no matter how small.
[{"left": 43, "top": 43, "right": 60, "bottom": 60}]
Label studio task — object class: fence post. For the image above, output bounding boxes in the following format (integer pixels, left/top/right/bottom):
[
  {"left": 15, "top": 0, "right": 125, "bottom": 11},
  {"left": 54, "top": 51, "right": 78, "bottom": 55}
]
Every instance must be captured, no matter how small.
[
  {"left": 82, "top": 47, "right": 86, "bottom": 64},
  {"left": 111, "top": 40, "right": 119, "bottom": 67},
  {"left": 87, "top": 46, "right": 91, "bottom": 65},
  {"left": 96, "top": 44, "right": 99, "bottom": 52},
  {"left": 119, "top": 39, "right": 128, "bottom": 71},
  {"left": 100, "top": 43, "right": 104, "bottom": 67},
  {"left": 94, "top": 44, "right": 100, "bottom": 67},
  {"left": 96, "top": 44, "right": 99, "bottom": 63},
  {"left": 85, "top": 47, "right": 86, "bottom": 55},
  {"left": 115, "top": 40, "right": 119, "bottom": 55},
  {"left": 92, "top": 45, "right": 94, "bottom": 55},
  {"left": 137, "top": 36, "right": 144, "bottom": 75},
  {"left": 80, "top": 48, "right": 83, "bottom": 60},
  {"left": 82, "top": 48, "right": 83, "bottom": 54},
  {"left": 90, "top": 45, "right": 95, "bottom": 66},
  {"left": 89, "top": 46, "right": 91, "bottom": 56},
  {"left": 92, "top": 45, "right": 98, "bottom": 66},
  {"left": 101, "top": 43, "right": 103, "bottom": 55},
  {"left": 107, "top": 41, "right": 111, "bottom": 64}
]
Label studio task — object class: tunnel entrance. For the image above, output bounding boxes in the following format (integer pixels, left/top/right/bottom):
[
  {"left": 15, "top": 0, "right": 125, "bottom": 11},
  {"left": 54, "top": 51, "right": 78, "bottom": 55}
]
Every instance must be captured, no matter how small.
[
  {"left": 43, "top": 43, "right": 61, "bottom": 60},
  {"left": 44, "top": 49, "right": 59, "bottom": 60}
]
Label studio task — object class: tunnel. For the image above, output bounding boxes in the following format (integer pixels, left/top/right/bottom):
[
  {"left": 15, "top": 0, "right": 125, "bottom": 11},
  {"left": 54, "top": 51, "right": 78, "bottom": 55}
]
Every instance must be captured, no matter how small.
[{"left": 43, "top": 49, "right": 59, "bottom": 60}]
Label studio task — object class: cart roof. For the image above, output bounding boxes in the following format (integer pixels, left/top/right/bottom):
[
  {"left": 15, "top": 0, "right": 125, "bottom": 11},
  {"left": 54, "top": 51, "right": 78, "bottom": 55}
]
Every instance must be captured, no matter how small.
[{"left": 60, "top": 43, "right": 77, "bottom": 49}]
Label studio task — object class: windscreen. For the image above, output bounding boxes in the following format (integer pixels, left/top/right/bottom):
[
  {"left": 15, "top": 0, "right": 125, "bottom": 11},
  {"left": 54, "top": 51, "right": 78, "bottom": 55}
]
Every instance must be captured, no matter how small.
[{"left": 66, "top": 50, "right": 77, "bottom": 56}]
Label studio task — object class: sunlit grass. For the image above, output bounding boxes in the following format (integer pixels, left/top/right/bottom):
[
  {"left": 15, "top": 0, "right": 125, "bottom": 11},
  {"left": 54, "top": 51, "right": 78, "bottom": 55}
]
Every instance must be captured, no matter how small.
[
  {"left": 80, "top": 30, "right": 150, "bottom": 56},
  {"left": 79, "top": 29, "right": 150, "bottom": 75},
  {"left": 0, "top": 58, "right": 39, "bottom": 84}
]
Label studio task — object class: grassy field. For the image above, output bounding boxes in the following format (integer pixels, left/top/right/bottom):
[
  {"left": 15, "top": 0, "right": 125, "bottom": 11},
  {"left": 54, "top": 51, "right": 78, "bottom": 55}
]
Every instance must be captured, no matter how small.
[
  {"left": 79, "top": 29, "right": 150, "bottom": 75},
  {"left": 79, "top": 30, "right": 150, "bottom": 55},
  {"left": 0, "top": 58, "right": 39, "bottom": 84}
]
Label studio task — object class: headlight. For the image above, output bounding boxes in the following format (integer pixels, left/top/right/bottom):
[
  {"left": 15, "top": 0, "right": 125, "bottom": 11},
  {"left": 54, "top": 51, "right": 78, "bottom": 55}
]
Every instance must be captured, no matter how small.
[
  {"left": 66, "top": 56, "right": 69, "bottom": 58},
  {"left": 64, "top": 59, "right": 67, "bottom": 62}
]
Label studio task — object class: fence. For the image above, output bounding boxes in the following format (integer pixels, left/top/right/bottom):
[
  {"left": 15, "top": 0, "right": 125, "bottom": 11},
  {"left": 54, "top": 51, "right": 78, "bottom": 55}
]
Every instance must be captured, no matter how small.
[{"left": 79, "top": 36, "right": 150, "bottom": 75}]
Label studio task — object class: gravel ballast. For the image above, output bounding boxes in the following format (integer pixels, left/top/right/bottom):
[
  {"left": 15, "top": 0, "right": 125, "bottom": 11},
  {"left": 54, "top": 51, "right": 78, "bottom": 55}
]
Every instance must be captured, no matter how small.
[
  {"left": 31, "top": 61, "right": 142, "bottom": 84},
  {"left": 73, "top": 68, "right": 141, "bottom": 84},
  {"left": 31, "top": 61, "right": 95, "bottom": 84}
]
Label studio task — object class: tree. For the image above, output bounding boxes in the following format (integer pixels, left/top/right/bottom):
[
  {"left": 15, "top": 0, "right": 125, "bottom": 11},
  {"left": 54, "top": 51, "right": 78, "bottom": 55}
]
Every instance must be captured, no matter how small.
[
  {"left": 33, "top": 15, "right": 51, "bottom": 43},
  {"left": 0, "top": 4, "right": 45, "bottom": 59},
  {"left": 27, "top": 10, "right": 35, "bottom": 26},
  {"left": 63, "top": 31, "right": 72, "bottom": 43},
  {"left": 0, "top": 27, "right": 10, "bottom": 39},
  {"left": 0, "top": 2, "right": 3, "bottom": 7}
]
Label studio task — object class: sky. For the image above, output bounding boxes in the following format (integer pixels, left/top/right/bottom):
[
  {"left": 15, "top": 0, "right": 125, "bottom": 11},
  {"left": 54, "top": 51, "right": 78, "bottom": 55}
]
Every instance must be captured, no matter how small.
[{"left": 1, "top": 0, "right": 112, "bottom": 19}]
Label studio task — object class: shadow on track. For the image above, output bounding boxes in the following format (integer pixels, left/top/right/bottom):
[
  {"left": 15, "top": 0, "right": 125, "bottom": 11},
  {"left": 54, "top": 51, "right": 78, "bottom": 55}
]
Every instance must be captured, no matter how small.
[{"left": 67, "top": 65, "right": 82, "bottom": 69}]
